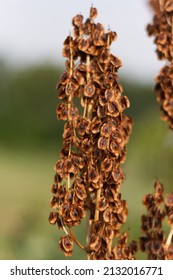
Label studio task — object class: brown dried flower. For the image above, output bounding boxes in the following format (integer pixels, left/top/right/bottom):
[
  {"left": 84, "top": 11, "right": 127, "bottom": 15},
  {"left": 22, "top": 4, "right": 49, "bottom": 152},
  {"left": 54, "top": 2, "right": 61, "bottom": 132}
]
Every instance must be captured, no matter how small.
[{"left": 49, "top": 6, "right": 133, "bottom": 260}]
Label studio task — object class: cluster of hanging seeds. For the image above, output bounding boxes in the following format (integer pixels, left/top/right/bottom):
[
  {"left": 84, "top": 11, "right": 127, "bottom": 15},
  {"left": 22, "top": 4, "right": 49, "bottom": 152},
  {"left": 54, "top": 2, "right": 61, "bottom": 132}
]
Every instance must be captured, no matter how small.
[
  {"left": 140, "top": 180, "right": 173, "bottom": 259},
  {"left": 49, "top": 7, "right": 135, "bottom": 259},
  {"left": 147, "top": 0, "right": 173, "bottom": 129}
]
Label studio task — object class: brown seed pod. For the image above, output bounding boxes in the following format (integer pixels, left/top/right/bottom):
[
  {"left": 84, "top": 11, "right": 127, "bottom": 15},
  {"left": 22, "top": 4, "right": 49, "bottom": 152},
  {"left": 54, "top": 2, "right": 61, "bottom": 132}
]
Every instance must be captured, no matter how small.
[
  {"left": 72, "top": 14, "right": 84, "bottom": 27},
  {"left": 98, "top": 136, "right": 108, "bottom": 150},
  {"left": 59, "top": 235, "right": 73, "bottom": 256},
  {"left": 165, "top": 193, "right": 173, "bottom": 207},
  {"left": 49, "top": 212, "right": 59, "bottom": 225},
  {"left": 84, "top": 82, "right": 96, "bottom": 97},
  {"left": 90, "top": 7, "right": 98, "bottom": 20}
]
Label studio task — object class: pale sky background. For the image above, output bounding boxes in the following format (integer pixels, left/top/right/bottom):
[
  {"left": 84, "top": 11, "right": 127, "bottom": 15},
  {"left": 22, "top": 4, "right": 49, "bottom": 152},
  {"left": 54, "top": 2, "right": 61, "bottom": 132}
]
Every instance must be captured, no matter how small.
[{"left": 0, "top": 0, "right": 165, "bottom": 82}]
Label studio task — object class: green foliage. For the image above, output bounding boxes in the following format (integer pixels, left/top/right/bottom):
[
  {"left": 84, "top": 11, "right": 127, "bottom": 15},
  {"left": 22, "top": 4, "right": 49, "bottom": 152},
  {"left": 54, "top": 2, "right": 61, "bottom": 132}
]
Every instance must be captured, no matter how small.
[{"left": 0, "top": 63, "right": 63, "bottom": 149}]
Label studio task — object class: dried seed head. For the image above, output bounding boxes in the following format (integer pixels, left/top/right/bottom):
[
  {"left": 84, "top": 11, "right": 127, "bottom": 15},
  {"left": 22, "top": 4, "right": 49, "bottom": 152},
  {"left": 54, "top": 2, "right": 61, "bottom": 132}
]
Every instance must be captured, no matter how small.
[{"left": 51, "top": 6, "right": 132, "bottom": 259}]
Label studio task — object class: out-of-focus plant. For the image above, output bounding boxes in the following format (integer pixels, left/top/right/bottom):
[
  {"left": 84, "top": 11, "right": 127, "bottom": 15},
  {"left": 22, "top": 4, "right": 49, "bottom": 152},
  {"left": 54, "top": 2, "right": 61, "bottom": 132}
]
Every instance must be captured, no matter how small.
[{"left": 147, "top": 0, "right": 173, "bottom": 129}]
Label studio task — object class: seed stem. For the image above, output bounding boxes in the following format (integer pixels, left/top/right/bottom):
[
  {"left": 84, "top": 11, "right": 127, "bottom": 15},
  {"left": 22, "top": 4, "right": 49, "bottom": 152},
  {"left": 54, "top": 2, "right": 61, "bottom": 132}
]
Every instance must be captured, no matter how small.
[
  {"left": 83, "top": 54, "right": 90, "bottom": 118},
  {"left": 67, "top": 35, "right": 74, "bottom": 190},
  {"left": 159, "top": 0, "right": 164, "bottom": 12},
  {"left": 94, "top": 187, "right": 101, "bottom": 221},
  {"left": 60, "top": 217, "right": 69, "bottom": 235},
  {"left": 69, "top": 227, "right": 86, "bottom": 250},
  {"left": 165, "top": 226, "right": 173, "bottom": 248}
]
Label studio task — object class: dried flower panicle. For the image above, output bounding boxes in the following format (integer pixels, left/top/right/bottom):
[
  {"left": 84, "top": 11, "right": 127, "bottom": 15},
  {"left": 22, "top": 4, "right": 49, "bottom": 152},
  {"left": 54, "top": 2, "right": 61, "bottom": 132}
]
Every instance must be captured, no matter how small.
[
  {"left": 49, "top": 7, "right": 134, "bottom": 259},
  {"left": 155, "top": 65, "right": 173, "bottom": 128},
  {"left": 147, "top": 0, "right": 173, "bottom": 129},
  {"left": 140, "top": 180, "right": 173, "bottom": 260}
]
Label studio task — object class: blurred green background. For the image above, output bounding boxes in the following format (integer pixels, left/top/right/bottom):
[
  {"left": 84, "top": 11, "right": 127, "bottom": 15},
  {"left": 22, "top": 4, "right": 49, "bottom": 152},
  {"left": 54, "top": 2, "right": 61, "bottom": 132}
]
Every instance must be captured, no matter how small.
[{"left": 0, "top": 59, "right": 173, "bottom": 260}]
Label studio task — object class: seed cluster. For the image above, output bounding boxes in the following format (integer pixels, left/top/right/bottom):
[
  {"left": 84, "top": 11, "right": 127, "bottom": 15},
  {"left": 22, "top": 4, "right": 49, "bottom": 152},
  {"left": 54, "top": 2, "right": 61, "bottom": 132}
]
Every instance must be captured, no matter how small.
[
  {"left": 147, "top": 0, "right": 173, "bottom": 129},
  {"left": 140, "top": 180, "right": 173, "bottom": 260},
  {"left": 49, "top": 7, "right": 135, "bottom": 259}
]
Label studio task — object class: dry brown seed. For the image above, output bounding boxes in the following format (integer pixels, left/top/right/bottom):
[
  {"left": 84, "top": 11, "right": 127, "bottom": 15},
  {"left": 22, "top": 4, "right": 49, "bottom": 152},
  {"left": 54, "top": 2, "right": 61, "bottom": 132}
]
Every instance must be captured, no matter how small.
[
  {"left": 104, "top": 224, "right": 114, "bottom": 240},
  {"left": 57, "top": 185, "right": 66, "bottom": 198},
  {"left": 92, "top": 221, "right": 105, "bottom": 235},
  {"left": 88, "top": 165, "right": 99, "bottom": 183},
  {"left": 73, "top": 69, "right": 85, "bottom": 85},
  {"left": 103, "top": 208, "right": 113, "bottom": 223},
  {"left": 54, "top": 173, "right": 62, "bottom": 183},
  {"left": 64, "top": 192, "right": 73, "bottom": 204},
  {"left": 62, "top": 45, "right": 71, "bottom": 58},
  {"left": 121, "top": 96, "right": 130, "bottom": 109},
  {"left": 154, "top": 180, "right": 164, "bottom": 195},
  {"left": 90, "top": 117, "right": 101, "bottom": 134},
  {"left": 99, "top": 49, "right": 110, "bottom": 63},
  {"left": 60, "top": 202, "right": 71, "bottom": 217},
  {"left": 70, "top": 204, "right": 85, "bottom": 221},
  {"left": 72, "top": 14, "right": 83, "bottom": 27},
  {"left": 89, "top": 235, "right": 101, "bottom": 251},
  {"left": 109, "top": 141, "right": 119, "bottom": 157},
  {"left": 98, "top": 136, "right": 108, "bottom": 150},
  {"left": 84, "top": 82, "right": 96, "bottom": 97},
  {"left": 81, "top": 138, "right": 92, "bottom": 152},
  {"left": 54, "top": 160, "right": 64, "bottom": 173},
  {"left": 56, "top": 103, "right": 68, "bottom": 120},
  {"left": 105, "top": 72, "right": 117, "bottom": 86},
  {"left": 63, "top": 124, "right": 74, "bottom": 140},
  {"left": 75, "top": 185, "right": 87, "bottom": 200},
  {"left": 66, "top": 80, "right": 78, "bottom": 96},
  {"left": 105, "top": 89, "right": 115, "bottom": 101},
  {"left": 73, "top": 155, "right": 84, "bottom": 169},
  {"left": 107, "top": 101, "right": 120, "bottom": 117},
  {"left": 63, "top": 36, "right": 73, "bottom": 46},
  {"left": 110, "top": 54, "right": 122, "bottom": 69},
  {"left": 98, "top": 196, "right": 108, "bottom": 211},
  {"left": 68, "top": 107, "right": 79, "bottom": 121},
  {"left": 79, "top": 23, "right": 89, "bottom": 36},
  {"left": 59, "top": 72, "right": 70, "bottom": 85},
  {"left": 50, "top": 196, "right": 59, "bottom": 209},
  {"left": 78, "top": 37, "right": 90, "bottom": 52},
  {"left": 57, "top": 85, "right": 66, "bottom": 100},
  {"left": 90, "top": 7, "right": 98, "bottom": 20},
  {"left": 93, "top": 31, "right": 105, "bottom": 46},
  {"left": 59, "top": 235, "right": 73, "bottom": 256},
  {"left": 168, "top": 211, "right": 173, "bottom": 225},
  {"left": 101, "top": 122, "right": 112, "bottom": 137},
  {"left": 99, "top": 95, "right": 107, "bottom": 106},
  {"left": 142, "top": 194, "right": 154, "bottom": 207},
  {"left": 165, "top": 0, "right": 173, "bottom": 12},
  {"left": 108, "top": 31, "right": 117, "bottom": 44},
  {"left": 101, "top": 158, "right": 113, "bottom": 172},
  {"left": 49, "top": 212, "right": 59, "bottom": 225},
  {"left": 92, "top": 178, "right": 103, "bottom": 189},
  {"left": 51, "top": 183, "right": 58, "bottom": 194},
  {"left": 77, "top": 117, "right": 89, "bottom": 135},
  {"left": 111, "top": 168, "right": 123, "bottom": 183},
  {"left": 166, "top": 194, "right": 173, "bottom": 207}
]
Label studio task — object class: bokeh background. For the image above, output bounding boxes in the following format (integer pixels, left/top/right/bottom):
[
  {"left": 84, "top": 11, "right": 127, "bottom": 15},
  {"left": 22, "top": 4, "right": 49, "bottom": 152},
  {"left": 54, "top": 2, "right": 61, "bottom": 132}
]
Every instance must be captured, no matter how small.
[{"left": 0, "top": 0, "right": 173, "bottom": 260}]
